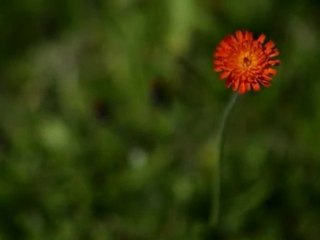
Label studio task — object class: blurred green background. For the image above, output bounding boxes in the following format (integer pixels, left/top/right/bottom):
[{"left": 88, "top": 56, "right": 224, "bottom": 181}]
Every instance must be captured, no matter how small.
[{"left": 0, "top": 0, "right": 320, "bottom": 239}]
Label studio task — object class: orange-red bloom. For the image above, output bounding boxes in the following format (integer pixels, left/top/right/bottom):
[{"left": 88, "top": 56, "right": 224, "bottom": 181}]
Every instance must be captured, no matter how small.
[{"left": 213, "top": 30, "right": 280, "bottom": 94}]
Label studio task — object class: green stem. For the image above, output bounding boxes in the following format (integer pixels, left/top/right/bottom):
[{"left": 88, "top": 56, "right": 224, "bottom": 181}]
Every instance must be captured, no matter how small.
[{"left": 210, "top": 92, "right": 239, "bottom": 227}]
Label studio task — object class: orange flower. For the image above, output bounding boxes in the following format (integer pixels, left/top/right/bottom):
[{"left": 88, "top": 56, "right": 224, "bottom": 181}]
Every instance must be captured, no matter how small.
[{"left": 213, "top": 30, "right": 280, "bottom": 94}]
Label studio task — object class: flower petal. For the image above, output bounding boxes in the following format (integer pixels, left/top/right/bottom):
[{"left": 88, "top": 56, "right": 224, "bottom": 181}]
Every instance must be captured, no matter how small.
[
  {"left": 239, "top": 82, "right": 246, "bottom": 94},
  {"left": 232, "top": 78, "right": 240, "bottom": 91},
  {"left": 252, "top": 82, "right": 261, "bottom": 91},
  {"left": 257, "top": 34, "right": 266, "bottom": 44},
  {"left": 220, "top": 71, "right": 230, "bottom": 79},
  {"left": 235, "top": 31, "right": 244, "bottom": 42}
]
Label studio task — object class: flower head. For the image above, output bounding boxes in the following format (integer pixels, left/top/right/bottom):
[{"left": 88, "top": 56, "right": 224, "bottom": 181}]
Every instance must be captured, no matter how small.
[{"left": 213, "top": 30, "right": 280, "bottom": 94}]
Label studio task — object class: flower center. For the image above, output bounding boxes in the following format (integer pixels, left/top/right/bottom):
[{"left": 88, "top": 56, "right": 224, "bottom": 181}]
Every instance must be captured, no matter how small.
[{"left": 243, "top": 56, "right": 252, "bottom": 68}]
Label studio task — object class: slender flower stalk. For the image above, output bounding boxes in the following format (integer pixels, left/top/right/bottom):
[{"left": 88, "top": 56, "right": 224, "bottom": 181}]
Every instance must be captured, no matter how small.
[{"left": 210, "top": 92, "right": 238, "bottom": 226}]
